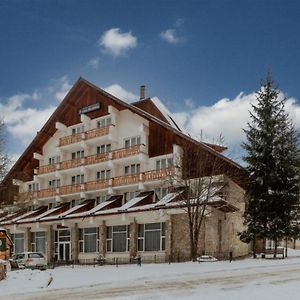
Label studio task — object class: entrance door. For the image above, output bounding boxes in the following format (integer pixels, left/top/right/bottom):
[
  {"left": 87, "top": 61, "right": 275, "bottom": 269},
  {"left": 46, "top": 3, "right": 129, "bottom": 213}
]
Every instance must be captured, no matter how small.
[{"left": 58, "top": 242, "right": 71, "bottom": 261}]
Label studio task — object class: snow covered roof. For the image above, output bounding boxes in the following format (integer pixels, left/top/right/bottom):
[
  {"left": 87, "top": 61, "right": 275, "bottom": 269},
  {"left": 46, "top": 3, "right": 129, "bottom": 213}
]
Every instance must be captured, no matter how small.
[
  {"left": 119, "top": 192, "right": 153, "bottom": 211},
  {"left": 151, "top": 97, "right": 183, "bottom": 131},
  {"left": 155, "top": 190, "right": 185, "bottom": 207}
]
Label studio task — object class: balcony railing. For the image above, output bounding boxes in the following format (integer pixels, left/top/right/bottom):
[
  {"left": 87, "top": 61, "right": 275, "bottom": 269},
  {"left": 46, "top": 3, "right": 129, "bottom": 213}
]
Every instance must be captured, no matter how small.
[
  {"left": 59, "top": 126, "right": 111, "bottom": 147},
  {"left": 37, "top": 164, "right": 56, "bottom": 175},
  {"left": 59, "top": 184, "right": 82, "bottom": 195},
  {"left": 85, "top": 153, "right": 109, "bottom": 165},
  {"left": 143, "top": 168, "right": 174, "bottom": 181},
  {"left": 37, "top": 188, "right": 56, "bottom": 199},
  {"left": 85, "top": 179, "right": 109, "bottom": 191},
  {"left": 30, "top": 168, "right": 175, "bottom": 200},
  {"left": 112, "top": 145, "right": 141, "bottom": 160},
  {"left": 36, "top": 145, "right": 145, "bottom": 175},
  {"left": 59, "top": 158, "right": 82, "bottom": 170},
  {"left": 112, "top": 174, "right": 140, "bottom": 186}
]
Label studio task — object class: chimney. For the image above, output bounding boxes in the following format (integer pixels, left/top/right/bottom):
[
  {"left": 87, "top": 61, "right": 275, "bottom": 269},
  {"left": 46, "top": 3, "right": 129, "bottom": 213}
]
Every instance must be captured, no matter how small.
[{"left": 140, "top": 85, "right": 145, "bottom": 100}]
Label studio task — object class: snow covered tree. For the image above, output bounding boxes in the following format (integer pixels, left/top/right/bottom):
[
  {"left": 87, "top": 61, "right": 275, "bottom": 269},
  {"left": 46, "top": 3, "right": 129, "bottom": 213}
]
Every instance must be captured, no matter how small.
[{"left": 240, "top": 74, "right": 300, "bottom": 257}]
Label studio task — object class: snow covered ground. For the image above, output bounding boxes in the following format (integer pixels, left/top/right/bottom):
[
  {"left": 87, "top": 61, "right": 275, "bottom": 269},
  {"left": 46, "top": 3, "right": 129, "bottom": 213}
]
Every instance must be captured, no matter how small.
[{"left": 2, "top": 249, "right": 300, "bottom": 300}]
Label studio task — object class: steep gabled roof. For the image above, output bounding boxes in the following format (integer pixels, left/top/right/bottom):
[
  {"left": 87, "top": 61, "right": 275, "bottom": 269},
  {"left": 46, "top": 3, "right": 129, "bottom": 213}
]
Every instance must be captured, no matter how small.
[{"left": 2, "top": 77, "right": 247, "bottom": 189}]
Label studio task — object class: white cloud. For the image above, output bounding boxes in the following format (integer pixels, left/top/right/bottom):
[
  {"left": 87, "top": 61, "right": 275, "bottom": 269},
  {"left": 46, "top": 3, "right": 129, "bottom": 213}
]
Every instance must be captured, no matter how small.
[
  {"left": 104, "top": 84, "right": 138, "bottom": 103},
  {"left": 0, "top": 93, "right": 56, "bottom": 146},
  {"left": 160, "top": 19, "right": 184, "bottom": 44},
  {"left": 88, "top": 57, "right": 99, "bottom": 69},
  {"left": 99, "top": 28, "right": 137, "bottom": 57},
  {"left": 55, "top": 75, "right": 72, "bottom": 102},
  {"left": 184, "top": 98, "right": 194, "bottom": 109},
  {"left": 160, "top": 29, "right": 180, "bottom": 44},
  {"left": 173, "top": 91, "right": 300, "bottom": 149}
]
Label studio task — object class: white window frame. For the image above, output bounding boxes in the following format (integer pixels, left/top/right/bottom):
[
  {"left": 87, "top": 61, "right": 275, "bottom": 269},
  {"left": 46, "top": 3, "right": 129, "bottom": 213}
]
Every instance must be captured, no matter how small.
[
  {"left": 124, "top": 136, "right": 141, "bottom": 148},
  {"left": 97, "top": 143, "right": 111, "bottom": 154},
  {"left": 137, "top": 223, "right": 166, "bottom": 252},
  {"left": 97, "top": 116, "right": 112, "bottom": 128},
  {"left": 156, "top": 157, "right": 173, "bottom": 170},
  {"left": 106, "top": 225, "right": 130, "bottom": 253},
  {"left": 124, "top": 163, "right": 140, "bottom": 175},
  {"left": 71, "top": 174, "right": 84, "bottom": 185},
  {"left": 78, "top": 228, "right": 99, "bottom": 253}
]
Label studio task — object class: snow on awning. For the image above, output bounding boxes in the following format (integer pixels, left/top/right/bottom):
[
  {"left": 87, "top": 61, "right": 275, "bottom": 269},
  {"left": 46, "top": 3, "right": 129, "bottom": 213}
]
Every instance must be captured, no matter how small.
[
  {"left": 51, "top": 200, "right": 95, "bottom": 219},
  {"left": 155, "top": 190, "right": 185, "bottom": 207},
  {"left": 119, "top": 191, "right": 154, "bottom": 211},
  {"left": 93, "top": 195, "right": 123, "bottom": 216},
  {"left": 20, "top": 203, "right": 69, "bottom": 223},
  {"left": 0, "top": 210, "right": 28, "bottom": 225}
]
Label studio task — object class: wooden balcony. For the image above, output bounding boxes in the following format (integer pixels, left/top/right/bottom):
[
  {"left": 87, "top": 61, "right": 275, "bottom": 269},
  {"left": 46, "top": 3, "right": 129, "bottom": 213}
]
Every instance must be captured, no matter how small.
[
  {"left": 59, "top": 158, "right": 82, "bottom": 170},
  {"left": 59, "top": 184, "right": 82, "bottom": 195},
  {"left": 37, "top": 164, "right": 56, "bottom": 175},
  {"left": 37, "top": 188, "right": 56, "bottom": 199},
  {"left": 85, "top": 179, "right": 109, "bottom": 191},
  {"left": 112, "top": 145, "right": 141, "bottom": 160},
  {"left": 58, "top": 126, "right": 110, "bottom": 147},
  {"left": 143, "top": 168, "right": 174, "bottom": 181},
  {"left": 113, "top": 174, "right": 140, "bottom": 186},
  {"left": 85, "top": 153, "right": 109, "bottom": 165},
  {"left": 59, "top": 133, "right": 82, "bottom": 147},
  {"left": 85, "top": 126, "right": 109, "bottom": 140}
]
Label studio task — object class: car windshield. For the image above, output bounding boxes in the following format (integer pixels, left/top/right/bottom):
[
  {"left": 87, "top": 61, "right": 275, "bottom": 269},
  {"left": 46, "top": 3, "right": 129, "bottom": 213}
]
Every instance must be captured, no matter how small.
[{"left": 28, "top": 253, "right": 44, "bottom": 258}]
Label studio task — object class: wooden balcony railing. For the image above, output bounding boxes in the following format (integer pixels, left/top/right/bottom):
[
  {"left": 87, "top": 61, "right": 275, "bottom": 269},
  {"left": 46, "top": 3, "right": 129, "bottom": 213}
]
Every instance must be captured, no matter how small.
[
  {"left": 59, "top": 184, "right": 82, "bottom": 195},
  {"left": 85, "top": 179, "right": 109, "bottom": 191},
  {"left": 59, "top": 158, "right": 82, "bottom": 170},
  {"left": 85, "top": 153, "right": 109, "bottom": 165},
  {"left": 33, "top": 168, "right": 174, "bottom": 200},
  {"left": 112, "top": 145, "right": 140, "bottom": 160},
  {"left": 85, "top": 126, "right": 109, "bottom": 140},
  {"left": 112, "top": 174, "right": 140, "bottom": 186},
  {"left": 37, "top": 164, "right": 56, "bottom": 175},
  {"left": 59, "top": 126, "right": 111, "bottom": 147},
  {"left": 143, "top": 168, "right": 174, "bottom": 181},
  {"left": 59, "top": 133, "right": 82, "bottom": 147},
  {"left": 37, "top": 188, "right": 56, "bottom": 199}
]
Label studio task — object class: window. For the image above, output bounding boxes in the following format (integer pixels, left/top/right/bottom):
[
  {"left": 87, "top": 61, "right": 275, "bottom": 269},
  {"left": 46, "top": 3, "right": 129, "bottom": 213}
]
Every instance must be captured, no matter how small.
[
  {"left": 124, "top": 191, "right": 138, "bottom": 203},
  {"left": 79, "top": 228, "right": 98, "bottom": 253},
  {"left": 97, "top": 116, "right": 112, "bottom": 128},
  {"left": 11, "top": 233, "right": 25, "bottom": 254},
  {"left": 71, "top": 150, "right": 84, "bottom": 160},
  {"left": 124, "top": 164, "right": 140, "bottom": 175},
  {"left": 96, "top": 195, "right": 109, "bottom": 205},
  {"left": 71, "top": 174, "right": 84, "bottom": 185},
  {"left": 28, "top": 183, "right": 39, "bottom": 192},
  {"left": 155, "top": 188, "right": 169, "bottom": 200},
  {"left": 106, "top": 225, "right": 130, "bottom": 252},
  {"left": 48, "top": 203, "right": 53, "bottom": 209},
  {"left": 156, "top": 158, "right": 173, "bottom": 170},
  {"left": 97, "top": 170, "right": 111, "bottom": 180},
  {"left": 72, "top": 125, "right": 84, "bottom": 135},
  {"left": 137, "top": 223, "right": 166, "bottom": 252},
  {"left": 71, "top": 199, "right": 78, "bottom": 207},
  {"left": 97, "top": 144, "right": 111, "bottom": 154},
  {"left": 49, "top": 156, "right": 60, "bottom": 165},
  {"left": 31, "top": 232, "right": 46, "bottom": 254},
  {"left": 124, "top": 136, "right": 141, "bottom": 149},
  {"left": 48, "top": 179, "right": 60, "bottom": 189}
]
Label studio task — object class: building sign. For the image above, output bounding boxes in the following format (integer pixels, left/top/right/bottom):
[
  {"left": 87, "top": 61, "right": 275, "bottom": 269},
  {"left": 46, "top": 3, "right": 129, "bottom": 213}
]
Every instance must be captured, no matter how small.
[{"left": 78, "top": 102, "right": 101, "bottom": 115}]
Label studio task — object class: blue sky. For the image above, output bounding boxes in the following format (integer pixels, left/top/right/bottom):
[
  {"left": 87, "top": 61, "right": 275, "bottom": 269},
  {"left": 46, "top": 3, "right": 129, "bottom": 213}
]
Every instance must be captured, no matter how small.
[{"left": 1, "top": 0, "right": 300, "bottom": 162}]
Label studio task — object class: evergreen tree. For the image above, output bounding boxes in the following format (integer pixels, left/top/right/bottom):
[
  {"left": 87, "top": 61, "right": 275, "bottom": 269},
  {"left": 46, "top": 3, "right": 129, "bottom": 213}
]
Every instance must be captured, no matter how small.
[{"left": 240, "top": 74, "right": 300, "bottom": 257}]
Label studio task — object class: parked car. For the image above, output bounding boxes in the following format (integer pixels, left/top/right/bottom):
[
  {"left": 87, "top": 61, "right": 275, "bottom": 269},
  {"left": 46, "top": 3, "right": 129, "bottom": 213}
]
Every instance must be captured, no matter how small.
[{"left": 9, "top": 252, "right": 47, "bottom": 270}]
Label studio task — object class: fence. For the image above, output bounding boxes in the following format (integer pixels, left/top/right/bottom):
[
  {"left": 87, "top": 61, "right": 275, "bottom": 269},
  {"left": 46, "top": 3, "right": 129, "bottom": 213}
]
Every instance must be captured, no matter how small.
[{"left": 0, "top": 264, "right": 6, "bottom": 281}]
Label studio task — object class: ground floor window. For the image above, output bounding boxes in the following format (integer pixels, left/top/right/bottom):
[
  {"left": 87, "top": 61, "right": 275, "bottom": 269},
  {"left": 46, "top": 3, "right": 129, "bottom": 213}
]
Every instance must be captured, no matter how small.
[
  {"left": 138, "top": 223, "right": 166, "bottom": 252},
  {"left": 31, "top": 231, "right": 46, "bottom": 254},
  {"left": 106, "top": 225, "right": 130, "bottom": 252},
  {"left": 54, "top": 229, "right": 71, "bottom": 261},
  {"left": 11, "top": 233, "right": 25, "bottom": 254},
  {"left": 79, "top": 228, "right": 98, "bottom": 253}
]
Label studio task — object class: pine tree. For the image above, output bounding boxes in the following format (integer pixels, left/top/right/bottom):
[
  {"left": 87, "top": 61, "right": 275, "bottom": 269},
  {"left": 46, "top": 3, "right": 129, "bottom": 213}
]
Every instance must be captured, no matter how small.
[{"left": 240, "top": 74, "right": 300, "bottom": 257}]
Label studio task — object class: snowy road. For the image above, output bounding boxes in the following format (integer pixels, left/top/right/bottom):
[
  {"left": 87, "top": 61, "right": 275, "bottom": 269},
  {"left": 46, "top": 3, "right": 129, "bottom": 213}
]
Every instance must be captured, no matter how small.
[{"left": 3, "top": 255, "right": 300, "bottom": 300}]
